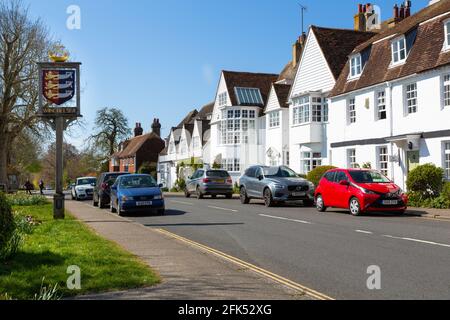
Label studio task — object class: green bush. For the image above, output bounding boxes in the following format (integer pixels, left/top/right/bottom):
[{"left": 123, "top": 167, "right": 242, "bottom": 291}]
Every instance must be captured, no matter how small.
[
  {"left": 407, "top": 191, "right": 450, "bottom": 209},
  {"left": 175, "top": 178, "right": 186, "bottom": 191},
  {"left": 0, "top": 213, "right": 34, "bottom": 260},
  {"left": 233, "top": 182, "right": 240, "bottom": 195},
  {"left": 406, "top": 164, "right": 444, "bottom": 199},
  {"left": 6, "top": 194, "right": 49, "bottom": 207},
  {"left": 0, "top": 193, "right": 14, "bottom": 256},
  {"left": 306, "top": 166, "right": 337, "bottom": 186},
  {"left": 442, "top": 182, "right": 450, "bottom": 201}
]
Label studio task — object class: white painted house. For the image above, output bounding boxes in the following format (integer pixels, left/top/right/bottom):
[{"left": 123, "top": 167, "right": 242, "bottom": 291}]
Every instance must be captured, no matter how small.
[
  {"left": 288, "top": 26, "right": 374, "bottom": 175},
  {"left": 329, "top": 0, "right": 450, "bottom": 189},
  {"left": 209, "top": 71, "right": 278, "bottom": 182}
]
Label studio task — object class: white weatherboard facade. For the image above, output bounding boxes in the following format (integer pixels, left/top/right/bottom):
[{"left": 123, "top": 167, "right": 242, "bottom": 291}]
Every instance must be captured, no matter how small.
[
  {"left": 288, "top": 28, "right": 332, "bottom": 175},
  {"left": 329, "top": 66, "right": 450, "bottom": 190},
  {"left": 264, "top": 85, "right": 290, "bottom": 166},
  {"left": 210, "top": 72, "right": 266, "bottom": 183}
]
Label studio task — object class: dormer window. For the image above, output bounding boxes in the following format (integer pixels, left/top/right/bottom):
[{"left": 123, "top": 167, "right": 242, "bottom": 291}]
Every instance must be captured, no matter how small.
[
  {"left": 349, "top": 54, "right": 362, "bottom": 78},
  {"left": 444, "top": 20, "right": 450, "bottom": 51},
  {"left": 391, "top": 37, "right": 407, "bottom": 66}
]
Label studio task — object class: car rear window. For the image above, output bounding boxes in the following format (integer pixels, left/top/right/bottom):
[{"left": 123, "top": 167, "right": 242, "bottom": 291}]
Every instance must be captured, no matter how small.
[{"left": 206, "top": 171, "right": 229, "bottom": 178}]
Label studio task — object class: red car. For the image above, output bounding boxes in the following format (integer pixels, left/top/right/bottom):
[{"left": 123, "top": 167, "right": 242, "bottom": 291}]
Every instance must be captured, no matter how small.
[{"left": 314, "top": 169, "right": 408, "bottom": 216}]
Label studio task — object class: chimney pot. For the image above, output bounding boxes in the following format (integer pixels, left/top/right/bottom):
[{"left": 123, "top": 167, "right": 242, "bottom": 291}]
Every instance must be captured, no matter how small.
[
  {"left": 358, "top": 3, "right": 363, "bottom": 13},
  {"left": 394, "top": 4, "right": 399, "bottom": 19}
]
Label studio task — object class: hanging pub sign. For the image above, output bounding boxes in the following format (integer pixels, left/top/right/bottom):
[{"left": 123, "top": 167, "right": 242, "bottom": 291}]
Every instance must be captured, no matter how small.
[{"left": 38, "top": 46, "right": 81, "bottom": 118}]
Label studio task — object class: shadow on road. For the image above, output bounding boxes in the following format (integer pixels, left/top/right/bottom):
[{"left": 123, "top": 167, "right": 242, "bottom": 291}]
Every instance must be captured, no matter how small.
[{"left": 124, "top": 209, "right": 187, "bottom": 218}]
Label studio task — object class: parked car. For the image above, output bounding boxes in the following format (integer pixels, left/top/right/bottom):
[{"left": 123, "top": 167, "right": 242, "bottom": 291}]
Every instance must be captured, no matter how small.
[
  {"left": 110, "top": 174, "right": 165, "bottom": 216},
  {"left": 185, "top": 169, "right": 233, "bottom": 199},
  {"left": 71, "top": 177, "right": 96, "bottom": 201},
  {"left": 93, "top": 172, "right": 129, "bottom": 208},
  {"left": 239, "top": 165, "right": 315, "bottom": 207},
  {"left": 314, "top": 168, "right": 408, "bottom": 216}
]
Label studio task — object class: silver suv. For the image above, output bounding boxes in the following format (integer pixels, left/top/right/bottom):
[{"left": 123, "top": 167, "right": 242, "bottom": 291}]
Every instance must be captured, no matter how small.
[
  {"left": 185, "top": 169, "right": 234, "bottom": 199},
  {"left": 239, "top": 166, "right": 315, "bottom": 207}
]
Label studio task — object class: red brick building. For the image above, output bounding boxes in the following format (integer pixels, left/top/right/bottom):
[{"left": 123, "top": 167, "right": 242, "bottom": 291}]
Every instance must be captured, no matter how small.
[{"left": 110, "top": 119, "right": 165, "bottom": 174}]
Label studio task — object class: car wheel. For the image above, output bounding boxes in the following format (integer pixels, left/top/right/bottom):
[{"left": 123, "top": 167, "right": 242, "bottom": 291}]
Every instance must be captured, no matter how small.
[
  {"left": 110, "top": 200, "right": 117, "bottom": 213},
  {"left": 93, "top": 196, "right": 99, "bottom": 207},
  {"left": 196, "top": 187, "right": 204, "bottom": 199},
  {"left": 157, "top": 209, "right": 165, "bottom": 216},
  {"left": 264, "top": 188, "right": 274, "bottom": 208},
  {"left": 117, "top": 202, "right": 124, "bottom": 216},
  {"left": 211, "top": 195, "right": 217, "bottom": 199},
  {"left": 316, "top": 195, "right": 327, "bottom": 212},
  {"left": 71, "top": 194, "right": 75, "bottom": 200},
  {"left": 240, "top": 187, "right": 250, "bottom": 204},
  {"left": 226, "top": 193, "right": 233, "bottom": 199},
  {"left": 349, "top": 197, "right": 362, "bottom": 216},
  {"left": 184, "top": 188, "right": 191, "bottom": 198},
  {"left": 303, "top": 199, "right": 315, "bottom": 207},
  {"left": 99, "top": 200, "right": 106, "bottom": 209}
]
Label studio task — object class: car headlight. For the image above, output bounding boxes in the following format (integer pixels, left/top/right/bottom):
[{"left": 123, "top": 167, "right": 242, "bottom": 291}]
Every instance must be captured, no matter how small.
[
  {"left": 121, "top": 196, "right": 133, "bottom": 201},
  {"left": 308, "top": 182, "right": 315, "bottom": 189},
  {"left": 363, "top": 188, "right": 377, "bottom": 195},
  {"left": 274, "top": 184, "right": 286, "bottom": 189},
  {"left": 154, "top": 195, "right": 163, "bottom": 200}
]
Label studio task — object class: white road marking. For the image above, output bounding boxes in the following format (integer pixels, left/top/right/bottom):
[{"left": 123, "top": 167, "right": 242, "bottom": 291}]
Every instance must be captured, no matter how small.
[
  {"left": 355, "top": 230, "right": 373, "bottom": 235},
  {"left": 382, "top": 235, "right": 450, "bottom": 248},
  {"left": 207, "top": 206, "right": 238, "bottom": 213},
  {"left": 259, "top": 214, "right": 312, "bottom": 225},
  {"left": 170, "top": 200, "right": 194, "bottom": 206}
]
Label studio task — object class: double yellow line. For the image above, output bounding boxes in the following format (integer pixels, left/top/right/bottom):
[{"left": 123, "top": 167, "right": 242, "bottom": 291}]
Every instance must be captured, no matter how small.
[{"left": 155, "top": 228, "right": 334, "bottom": 301}]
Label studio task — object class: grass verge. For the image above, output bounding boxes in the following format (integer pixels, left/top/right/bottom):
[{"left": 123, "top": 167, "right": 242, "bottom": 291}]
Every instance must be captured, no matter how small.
[{"left": 0, "top": 204, "right": 160, "bottom": 299}]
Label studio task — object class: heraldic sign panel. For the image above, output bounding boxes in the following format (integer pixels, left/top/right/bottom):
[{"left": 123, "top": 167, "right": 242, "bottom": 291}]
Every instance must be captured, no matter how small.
[{"left": 38, "top": 62, "right": 81, "bottom": 118}]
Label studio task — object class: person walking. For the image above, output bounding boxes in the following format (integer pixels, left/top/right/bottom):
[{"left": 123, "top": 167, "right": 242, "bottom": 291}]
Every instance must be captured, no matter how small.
[
  {"left": 39, "top": 180, "right": 45, "bottom": 195},
  {"left": 25, "top": 179, "right": 33, "bottom": 195}
]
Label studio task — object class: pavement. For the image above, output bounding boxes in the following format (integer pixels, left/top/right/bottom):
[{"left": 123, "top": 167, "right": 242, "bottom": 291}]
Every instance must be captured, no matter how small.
[{"left": 64, "top": 200, "right": 312, "bottom": 300}]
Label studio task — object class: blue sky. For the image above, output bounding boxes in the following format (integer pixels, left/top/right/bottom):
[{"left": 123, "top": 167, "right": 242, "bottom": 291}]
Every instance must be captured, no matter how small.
[{"left": 22, "top": 0, "right": 429, "bottom": 148}]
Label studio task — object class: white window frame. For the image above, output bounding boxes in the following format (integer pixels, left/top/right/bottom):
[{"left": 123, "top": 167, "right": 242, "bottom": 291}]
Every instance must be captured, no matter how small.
[
  {"left": 347, "top": 149, "right": 357, "bottom": 169},
  {"left": 405, "top": 83, "right": 418, "bottom": 115},
  {"left": 219, "top": 109, "right": 256, "bottom": 146},
  {"left": 292, "top": 96, "right": 310, "bottom": 125},
  {"left": 269, "top": 111, "right": 280, "bottom": 128},
  {"left": 391, "top": 36, "right": 407, "bottom": 66},
  {"left": 349, "top": 54, "right": 362, "bottom": 79},
  {"left": 376, "top": 90, "right": 387, "bottom": 120},
  {"left": 443, "top": 74, "right": 450, "bottom": 108},
  {"left": 300, "top": 152, "right": 322, "bottom": 175},
  {"left": 218, "top": 92, "right": 228, "bottom": 107},
  {"left": 377, "top": 146, "right": 389, "bottom": 177},
  {"left": 444, "top": 20, "right": 450, "bottom": 51},
  {"left": 348, "top": 98, "right": 356, "bottom": 124},
  {"left": 221, "top": 158, "right": 241, "bottom": 173},
  {"left": 444, "top": 141, "right": 450, "bottom": 180}
]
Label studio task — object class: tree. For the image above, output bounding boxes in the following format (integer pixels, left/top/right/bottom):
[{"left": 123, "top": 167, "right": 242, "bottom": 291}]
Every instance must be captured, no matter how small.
[
  {"left": 88, "top": 108, "right": 131, "bottom": 160},
  {"left": 0, "top": 1, "right": 56, "bottom": 188}
]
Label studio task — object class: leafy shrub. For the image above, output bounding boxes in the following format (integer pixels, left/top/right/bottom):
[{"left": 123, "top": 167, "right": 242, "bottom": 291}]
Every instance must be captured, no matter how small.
[
  {"left": 442, "top": 182, "right": 450, "bottom": 201},
  {"left": 175, "top": 178, "right": 186, "bottom": 191},
  {"left": 306, "top": 166, "right": 337, "bottom": 186},
  {"left": 0, "top": 193, "right": 14, "bottom": 256},
  {"left": 6, "top": 194, "right": 49, "bottom": 206},
  {"left": 407, "top": 191, "right": 450, "bottom": 209},
  {"left": 233, "top": 182, "right": 240, "bottom": 195},
  {"left": 406, "top": 164, "right": 444, "bottom": 199},
  {"left": 138, "top": 162, "right": 155, "bottom": 175},
  {"left": 0, "top": 211, "right": 35, "bottom": 261},
  {"left": 161, "top": 187, "right": 169, "bottom": 192},
  {"left": 169, "top": 188, "right": 178, "bottom": 193}
]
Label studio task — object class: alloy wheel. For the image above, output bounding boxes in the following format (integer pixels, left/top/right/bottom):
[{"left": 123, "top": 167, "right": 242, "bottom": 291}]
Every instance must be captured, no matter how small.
[{"left": 350, "top": 198, "right": 361, "bottom": 216}]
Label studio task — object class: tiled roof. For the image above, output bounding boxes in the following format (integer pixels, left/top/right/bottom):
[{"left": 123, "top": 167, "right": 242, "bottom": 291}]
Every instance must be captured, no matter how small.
[
  {"left": 196, "top": 102, "right": 214, "bottom": 120},
  {"left": 176, "top": 109, "right": 198, "bottom": 128},
  {"left": 278, "top": 61, "right": 299, "bottom": 83},
  {"left": 273, "top": 83, "right": 291, "bottom": 108},
  {"left": 115, "top": 132, "right": 163, "bottom": 158},
  {"left": 223, "top": 71, "right": 279, "bottom": 107},
  {"left": 331, "top": 1, "right": 450, "bottom": 97},
  {"left": 311, "top": 26, "right": 376, "bottom": 80}
]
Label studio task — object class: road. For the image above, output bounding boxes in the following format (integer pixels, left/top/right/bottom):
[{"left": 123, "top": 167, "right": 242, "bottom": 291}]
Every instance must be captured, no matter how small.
[{"left": 76, "top": 195, "right": 450, "bottom": 300}]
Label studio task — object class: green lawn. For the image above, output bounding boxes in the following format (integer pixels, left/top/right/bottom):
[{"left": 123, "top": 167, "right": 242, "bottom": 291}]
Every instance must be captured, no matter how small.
[{"left": 0, "top": 204, "right": 160, "bottom": 299}]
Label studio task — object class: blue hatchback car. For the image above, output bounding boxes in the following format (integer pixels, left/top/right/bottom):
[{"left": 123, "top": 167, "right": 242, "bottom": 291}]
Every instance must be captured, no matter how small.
[{"left": 110, "top": 174, "right": 165, "bottom": 216}]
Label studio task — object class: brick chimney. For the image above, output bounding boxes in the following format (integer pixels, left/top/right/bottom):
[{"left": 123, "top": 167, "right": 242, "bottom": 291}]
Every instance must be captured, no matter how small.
[
  {"left": 151, "top": 118, "right": 161, "bottom": 137},
  {"left": 389, "top": 1, "right": 412, "bottom": 28},
  {"left": 134, "top": 122, "right": 143, "bottom": 137},
  {"left": 292, "top": 33, "right": 306, "bottom": 68},
  {"left": 354, "top": 4, "right": 366, "bottom": 32}
]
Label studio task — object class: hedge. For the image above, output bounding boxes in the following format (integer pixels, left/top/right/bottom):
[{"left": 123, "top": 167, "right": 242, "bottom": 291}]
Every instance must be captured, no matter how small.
[{"left": 306, "top": 166, "right": 337, "bottom": 186}]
